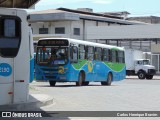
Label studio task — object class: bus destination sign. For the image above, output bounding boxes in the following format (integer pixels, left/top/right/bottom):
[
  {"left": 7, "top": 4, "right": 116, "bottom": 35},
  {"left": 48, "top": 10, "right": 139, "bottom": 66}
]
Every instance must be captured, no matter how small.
[{"left": 38, "top": 40, "right": 69, "bottom": 46}]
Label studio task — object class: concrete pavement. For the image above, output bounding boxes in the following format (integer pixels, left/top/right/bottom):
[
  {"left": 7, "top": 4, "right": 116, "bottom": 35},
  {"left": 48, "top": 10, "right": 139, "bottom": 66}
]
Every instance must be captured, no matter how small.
[{"left": 0, "top": 93, "right": 54, "bottom": 111}]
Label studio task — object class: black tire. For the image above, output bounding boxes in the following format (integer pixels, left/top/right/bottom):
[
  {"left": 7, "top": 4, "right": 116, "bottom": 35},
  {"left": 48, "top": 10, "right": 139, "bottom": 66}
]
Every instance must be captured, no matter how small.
[
  {"left": 138, "top": 71, "right": 146, "bottom": 79},
  {"left": 101, "top": 73, "right": 112, "bottom": 86},
  {"left": 49, "top": 81, "right": 56, "bottom": 86},
  {"left": 82, "top": 81, "right": 89, "bottom": 86},
  {"left": 76, "top": 72, "right": 84, "bottom": 86},
  {"left": 146, "top": 75, "right": 153, "bottom": 80}
]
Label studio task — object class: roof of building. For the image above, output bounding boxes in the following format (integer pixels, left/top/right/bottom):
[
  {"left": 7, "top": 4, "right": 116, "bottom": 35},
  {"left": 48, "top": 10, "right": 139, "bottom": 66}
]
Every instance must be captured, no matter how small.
[
  {"left": 57, "top": 8, "right": 123, "bottom": 19},
  {"left": 0, "top": 0, "right": 39, "bottom": 8},
  {"left": 128, "top": 16, "right": 160, "bottom": 19},
  {"left": 99, "top": 11, "right": 130, "bottom": 18},
  {"left": 28, "top": 7, "right": 146, "bottom": 25},
  {"left": 30, "top": 9, "right": 66, "bottom": 14}
]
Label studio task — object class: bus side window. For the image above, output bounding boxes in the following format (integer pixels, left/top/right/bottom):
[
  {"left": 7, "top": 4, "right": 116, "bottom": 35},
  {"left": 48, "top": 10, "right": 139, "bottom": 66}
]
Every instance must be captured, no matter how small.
[
  {"left": 111, "top": 50, "right": 116, "bottom": 62},
  {"left": 95, "top": 47, "right": 102, "bottom": 61},
  {"left": 116, "top": 51, "right": 119, "bottom": 62},
  {"left": 108, "top": 49, "right": 112, "bottom": 62},
  {"left": 123, "top": 51, "right": 125, "bottom": 63},
  {"left": 118, "top": 51, "right": 125, "bottom": 63},
  {"left": 103, "top": 48, "right": 108, "bottom": 62},
  {"left": 103, "top": 48, "right": 111, "bottom": 62},
  {"left": 79, "top": 45, "right": 85, "bottom": 60},
  {"left": 87, "top": 46, "right": 94, "bottom": 61},
  {"left": 71, "top": 46, "right": 78, "bottom": 63}
]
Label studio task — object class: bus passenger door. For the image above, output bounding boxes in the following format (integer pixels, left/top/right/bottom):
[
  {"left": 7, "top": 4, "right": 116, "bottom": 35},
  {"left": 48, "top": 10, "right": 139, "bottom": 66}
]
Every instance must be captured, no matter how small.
[
  {"left": 71, "top": 46, "right": 78, "bottom": 63},
  {"left": 70, "top": 46, "right": 79, "bottom": 80}
]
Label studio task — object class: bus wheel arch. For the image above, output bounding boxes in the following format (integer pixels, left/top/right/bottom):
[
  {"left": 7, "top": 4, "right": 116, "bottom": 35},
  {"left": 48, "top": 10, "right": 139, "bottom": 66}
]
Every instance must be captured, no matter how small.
[{"left": 101, "top": 72, "right": 113, "bottom": 86}]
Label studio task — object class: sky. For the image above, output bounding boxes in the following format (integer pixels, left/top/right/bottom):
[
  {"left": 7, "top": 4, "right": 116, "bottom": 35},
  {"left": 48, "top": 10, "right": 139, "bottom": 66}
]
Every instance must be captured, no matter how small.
[{"left": 30, "top": 0, "right": 160, "bottom": 17}]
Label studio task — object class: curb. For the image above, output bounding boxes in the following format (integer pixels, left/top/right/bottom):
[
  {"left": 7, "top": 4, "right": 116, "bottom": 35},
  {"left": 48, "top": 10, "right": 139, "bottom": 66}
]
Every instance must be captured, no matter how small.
[{"left": 0, "top": 94, "right": 54, "bottom": 111}]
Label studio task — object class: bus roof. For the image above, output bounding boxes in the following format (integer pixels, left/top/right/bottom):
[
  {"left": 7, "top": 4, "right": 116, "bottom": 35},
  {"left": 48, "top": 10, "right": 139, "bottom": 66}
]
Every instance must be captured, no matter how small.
[{"left": 38, "top": 38, "right": 124, "bottom": 51}]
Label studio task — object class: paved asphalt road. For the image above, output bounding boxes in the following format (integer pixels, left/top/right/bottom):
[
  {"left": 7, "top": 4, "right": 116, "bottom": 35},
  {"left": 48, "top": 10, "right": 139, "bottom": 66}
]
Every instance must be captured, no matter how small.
[{"left": 28, "top": 76, "right": 160, "bottom": 120}]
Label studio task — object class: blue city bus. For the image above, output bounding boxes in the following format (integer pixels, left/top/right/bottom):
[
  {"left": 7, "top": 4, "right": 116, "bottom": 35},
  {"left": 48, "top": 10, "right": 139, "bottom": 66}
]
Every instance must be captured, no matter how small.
[{"left": 35, "top": 38, "right": 126, "bottom": 86}]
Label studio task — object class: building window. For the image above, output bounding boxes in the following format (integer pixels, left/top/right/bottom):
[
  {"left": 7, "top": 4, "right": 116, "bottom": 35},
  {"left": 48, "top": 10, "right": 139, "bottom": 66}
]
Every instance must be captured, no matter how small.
[
  {"left": 74, "top": 28, "right": 80, "bottom": 35},
  {"left": 55, "top": 27, "right": 65, "bottom": 34},
  {"left": 39, "top": 28, "right": 48, "bottom": 34}
]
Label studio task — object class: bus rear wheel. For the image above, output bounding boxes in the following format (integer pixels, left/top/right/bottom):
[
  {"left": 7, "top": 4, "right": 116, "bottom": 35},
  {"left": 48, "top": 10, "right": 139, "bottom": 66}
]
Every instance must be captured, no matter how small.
[
  {"left": 101, "top": 73, "right": 112, "bottom": 86},
  {"left": 76, "top": 72, "right": 84, "bottom": 86},
  {"left": 49, "top": 81, "right": 56, "bottom": 86}
]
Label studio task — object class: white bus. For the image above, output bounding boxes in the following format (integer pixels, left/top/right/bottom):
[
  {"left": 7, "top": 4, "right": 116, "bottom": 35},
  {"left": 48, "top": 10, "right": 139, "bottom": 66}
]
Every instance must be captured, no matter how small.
[{"left": 0, "top": 8, "right": 34, "bottom": 105}]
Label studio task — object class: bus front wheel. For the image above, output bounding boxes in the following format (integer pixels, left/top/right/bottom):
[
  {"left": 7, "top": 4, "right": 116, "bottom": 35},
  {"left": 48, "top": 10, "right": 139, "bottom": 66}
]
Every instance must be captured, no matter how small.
[
  {"left": 101, "top": 73, "right": 112, "bottom": 86},
  {"left": 49, "top": 81, "right": 56, "bottom": 86},
  {"left": 83, "top": 81, "right": 89, "bottom": 86}
]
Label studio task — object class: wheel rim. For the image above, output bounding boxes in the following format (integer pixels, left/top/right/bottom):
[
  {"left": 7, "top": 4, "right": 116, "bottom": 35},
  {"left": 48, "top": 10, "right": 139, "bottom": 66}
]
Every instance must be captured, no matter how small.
[{"left": 139, "top": 73, "right": 144, "bottom": 78}]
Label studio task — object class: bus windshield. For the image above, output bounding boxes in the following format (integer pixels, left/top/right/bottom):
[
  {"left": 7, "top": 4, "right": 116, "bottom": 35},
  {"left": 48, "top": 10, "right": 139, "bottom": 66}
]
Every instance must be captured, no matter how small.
[
  {"left": 0, "top": 17, "right": 21, "bottom": 57},
  {"left": 36, "top": 47, "right": 68, "bottom": 66}
]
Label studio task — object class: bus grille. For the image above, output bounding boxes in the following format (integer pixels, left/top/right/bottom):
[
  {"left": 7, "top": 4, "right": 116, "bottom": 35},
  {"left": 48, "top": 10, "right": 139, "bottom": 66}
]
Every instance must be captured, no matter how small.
[{"left": 41, "top": 67, "right": 60, "bottom": 80}]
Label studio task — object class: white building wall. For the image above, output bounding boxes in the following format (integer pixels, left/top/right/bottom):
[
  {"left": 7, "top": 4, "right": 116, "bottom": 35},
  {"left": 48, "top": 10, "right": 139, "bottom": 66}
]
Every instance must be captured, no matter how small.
[
  {"left": 51, "top": 21, "right": 72, "bottom": 36},
  {"left": 151, "top": 44, "right": 160, "bottom": 53},
  {"left": 98, "top": 22, "right": 109, "bottom": 26},
  {"left": 70, "top": 20, "right": 83, "bottom": 40},
  {"left": 31, "top": 21, "right": 73, "bottom": 40},
  {"left": 31, "top": 22, "right": 51, "bottom": 34},
  {"left": 31, "top": 19, "right": 125, "bottom": 41},
  {"left": 31, "top": 23, "right": 46, "bottom": 34},
  {"left": 84, "top": 20, "right": 97, "bottom": 41},
  {"left": 86, "top": 24, "right": 160, "bottom": 40},
  {"left": 31, "top": 21, "right": 72, "bottom": 35},
  {"left": 109, "top": 23, "right": 121, "bottom": 26}
]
